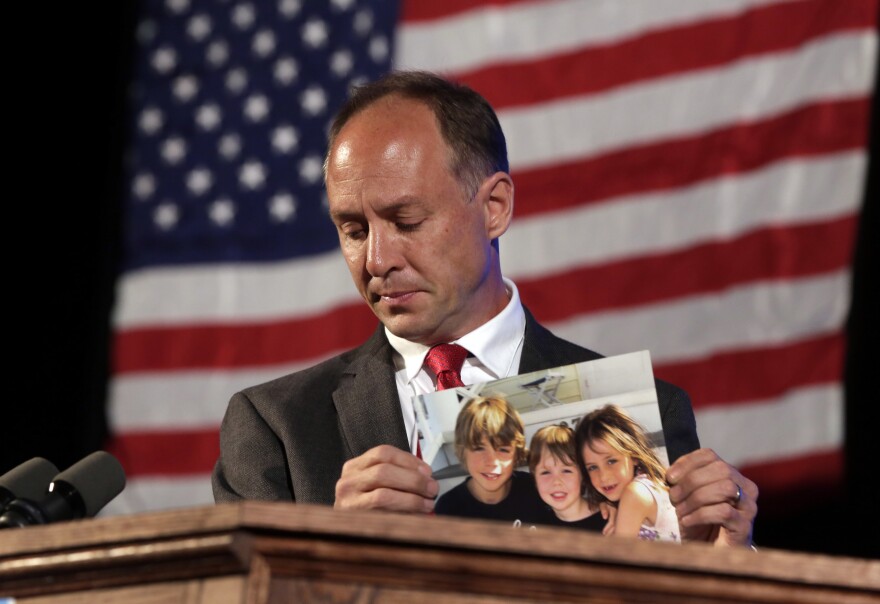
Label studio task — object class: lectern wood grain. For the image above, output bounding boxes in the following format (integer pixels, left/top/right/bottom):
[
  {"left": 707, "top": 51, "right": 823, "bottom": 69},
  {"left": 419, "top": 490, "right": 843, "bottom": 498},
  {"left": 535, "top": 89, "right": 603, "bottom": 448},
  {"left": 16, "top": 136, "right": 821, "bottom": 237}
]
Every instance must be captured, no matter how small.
[{"left": 1, "top": 502, "right": 877, "bottom": 603}]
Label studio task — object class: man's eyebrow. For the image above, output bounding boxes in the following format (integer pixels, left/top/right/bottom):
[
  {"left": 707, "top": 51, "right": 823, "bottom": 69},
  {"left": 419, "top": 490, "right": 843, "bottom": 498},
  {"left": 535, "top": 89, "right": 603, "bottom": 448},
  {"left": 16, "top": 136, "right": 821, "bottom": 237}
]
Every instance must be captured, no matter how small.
[
  {"left": 329, "top": 209, "right": 360, "bottom": 223},
  {"left": 332, "top": 197, "right": 428, "bottom": 221}
]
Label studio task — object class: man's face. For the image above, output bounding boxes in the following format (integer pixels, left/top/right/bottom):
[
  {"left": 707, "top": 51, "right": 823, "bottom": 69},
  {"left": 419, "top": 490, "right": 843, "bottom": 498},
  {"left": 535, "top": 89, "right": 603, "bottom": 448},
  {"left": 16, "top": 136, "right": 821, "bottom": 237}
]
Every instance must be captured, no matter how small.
[
  {"left": 325, "top": 96, "right": 512, "bottom": 345},
  {"left": 461, "top": 437, "right": 515, "bottom": 504}
]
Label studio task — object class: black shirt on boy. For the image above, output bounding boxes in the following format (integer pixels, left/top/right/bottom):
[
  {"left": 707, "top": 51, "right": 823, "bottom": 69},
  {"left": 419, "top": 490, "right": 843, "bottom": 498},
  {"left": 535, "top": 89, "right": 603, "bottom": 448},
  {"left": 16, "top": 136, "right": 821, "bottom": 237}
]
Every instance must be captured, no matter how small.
[{"left": 434, "top": 471, "right": 557, "bottom": 527}]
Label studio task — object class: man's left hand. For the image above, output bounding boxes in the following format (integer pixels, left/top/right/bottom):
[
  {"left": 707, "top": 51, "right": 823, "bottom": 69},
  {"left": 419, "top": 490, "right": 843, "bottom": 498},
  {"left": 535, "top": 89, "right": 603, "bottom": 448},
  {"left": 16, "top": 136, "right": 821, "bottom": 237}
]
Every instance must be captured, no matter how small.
[{"left": 666, "top": 448, "right": 758, "bottom": 547}]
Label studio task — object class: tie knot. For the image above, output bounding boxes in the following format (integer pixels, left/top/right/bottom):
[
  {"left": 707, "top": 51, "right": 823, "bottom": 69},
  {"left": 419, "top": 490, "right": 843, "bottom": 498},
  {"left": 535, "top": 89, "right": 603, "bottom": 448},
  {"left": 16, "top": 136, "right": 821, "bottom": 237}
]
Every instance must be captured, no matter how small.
[{"left": 424, "top": 344, "right": 469, "bottom": 390}]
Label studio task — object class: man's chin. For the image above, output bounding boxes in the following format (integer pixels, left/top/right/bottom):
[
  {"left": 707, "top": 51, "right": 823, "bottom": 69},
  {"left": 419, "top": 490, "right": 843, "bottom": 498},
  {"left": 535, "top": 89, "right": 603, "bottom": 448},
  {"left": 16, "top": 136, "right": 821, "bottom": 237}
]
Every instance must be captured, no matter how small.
[
  {"left": 379, "top": 314, "right": 433, "bottom": 343},
  {"left": 383, "top": 319, "right": 461, "bottom": 348}
]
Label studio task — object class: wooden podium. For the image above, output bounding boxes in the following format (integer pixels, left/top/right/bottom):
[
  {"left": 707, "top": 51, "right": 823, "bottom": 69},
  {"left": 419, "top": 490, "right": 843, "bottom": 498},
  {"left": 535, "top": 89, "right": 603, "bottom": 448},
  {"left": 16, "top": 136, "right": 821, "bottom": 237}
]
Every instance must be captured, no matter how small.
[{"left": 1, "top": 502, "right": 877, "bottom": 603}]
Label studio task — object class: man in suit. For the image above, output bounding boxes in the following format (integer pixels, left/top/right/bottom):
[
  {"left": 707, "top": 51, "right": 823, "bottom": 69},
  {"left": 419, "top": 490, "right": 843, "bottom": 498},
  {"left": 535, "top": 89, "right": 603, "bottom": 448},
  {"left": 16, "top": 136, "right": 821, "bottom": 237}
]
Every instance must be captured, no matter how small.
[{"left": 213, "top": 71, "right": 758, "bottom": 547}]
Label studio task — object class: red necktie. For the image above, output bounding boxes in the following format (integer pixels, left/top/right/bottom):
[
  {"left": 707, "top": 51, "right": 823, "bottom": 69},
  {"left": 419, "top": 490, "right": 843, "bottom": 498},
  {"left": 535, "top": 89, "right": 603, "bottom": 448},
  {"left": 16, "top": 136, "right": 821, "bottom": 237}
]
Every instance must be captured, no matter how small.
[
  {"left": 424, "top": 343, "right": 468, "bottom": 390},
  {"left": 417, "top": 344, "right": 468, "bottom": 460}
]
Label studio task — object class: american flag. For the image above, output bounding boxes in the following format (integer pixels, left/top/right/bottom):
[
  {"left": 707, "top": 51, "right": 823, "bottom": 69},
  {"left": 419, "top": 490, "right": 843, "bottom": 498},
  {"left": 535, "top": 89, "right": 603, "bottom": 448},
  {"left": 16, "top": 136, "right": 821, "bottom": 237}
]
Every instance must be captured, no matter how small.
[{"left": 105, "top": 0, "right": 878, "bottom": 515}]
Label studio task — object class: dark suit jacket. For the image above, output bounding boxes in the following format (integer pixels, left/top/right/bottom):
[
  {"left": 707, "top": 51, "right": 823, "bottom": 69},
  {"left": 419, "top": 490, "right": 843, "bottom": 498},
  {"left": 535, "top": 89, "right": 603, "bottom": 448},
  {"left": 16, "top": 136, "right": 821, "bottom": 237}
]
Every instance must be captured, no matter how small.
[{"left": 212, "top": 310, "right": 700, "bottom": 504}]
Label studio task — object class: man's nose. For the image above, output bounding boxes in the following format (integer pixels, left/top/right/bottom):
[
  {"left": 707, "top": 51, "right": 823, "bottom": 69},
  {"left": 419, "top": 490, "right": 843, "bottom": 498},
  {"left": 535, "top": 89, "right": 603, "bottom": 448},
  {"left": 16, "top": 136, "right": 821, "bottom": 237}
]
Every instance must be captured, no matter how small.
[{"left": 365, "top": 226, "right": 402, "bottom": 277}]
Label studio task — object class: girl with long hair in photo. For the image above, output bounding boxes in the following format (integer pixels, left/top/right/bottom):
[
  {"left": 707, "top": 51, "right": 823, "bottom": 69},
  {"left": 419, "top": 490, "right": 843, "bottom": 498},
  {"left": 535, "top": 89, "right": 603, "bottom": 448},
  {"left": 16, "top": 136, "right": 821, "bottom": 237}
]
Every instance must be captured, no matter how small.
[{"left": 575, "top": 404, "right": 680, "bottom": 542}]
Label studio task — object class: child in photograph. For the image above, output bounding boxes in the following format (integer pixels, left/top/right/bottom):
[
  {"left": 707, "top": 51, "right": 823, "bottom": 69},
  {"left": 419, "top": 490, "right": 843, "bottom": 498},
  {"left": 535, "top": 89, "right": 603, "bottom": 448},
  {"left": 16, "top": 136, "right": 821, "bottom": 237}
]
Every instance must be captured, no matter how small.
[
  {"left": 575, "top": 404, "right": 681, "bottom": 542},
  {"left": 434, "top": 396, "right": 556, "bottom": 526},
  {"left": 528, "top": 425, "right": 605, "bottom": 531}
]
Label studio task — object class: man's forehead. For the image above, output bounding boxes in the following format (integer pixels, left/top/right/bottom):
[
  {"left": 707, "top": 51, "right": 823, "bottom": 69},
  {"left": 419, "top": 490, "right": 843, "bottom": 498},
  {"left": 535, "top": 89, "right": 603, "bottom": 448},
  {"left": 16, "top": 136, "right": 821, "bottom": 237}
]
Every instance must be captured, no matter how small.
[
  {"left": 333, "top": 98, "right": 439, "bottom": 152},
  {"left": 324, "top": 95, "right": 478, "bottom": 223}
]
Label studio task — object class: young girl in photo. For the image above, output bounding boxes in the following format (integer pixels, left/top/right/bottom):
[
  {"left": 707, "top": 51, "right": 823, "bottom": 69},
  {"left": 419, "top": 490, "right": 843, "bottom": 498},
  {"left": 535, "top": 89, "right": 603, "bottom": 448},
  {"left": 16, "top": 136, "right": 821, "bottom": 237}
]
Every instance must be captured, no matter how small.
[
  {"left": 528, "top": 425, "right": 605, "bottom": 532},
  {"left": 574, "top": 405, "right": 681, "bottom": 542}
]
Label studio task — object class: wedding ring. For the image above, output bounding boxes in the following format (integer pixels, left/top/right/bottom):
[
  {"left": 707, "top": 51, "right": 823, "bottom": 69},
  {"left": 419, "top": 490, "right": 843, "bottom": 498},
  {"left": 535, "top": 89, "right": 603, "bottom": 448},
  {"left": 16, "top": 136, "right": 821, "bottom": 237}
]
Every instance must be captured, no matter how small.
[{"left": 733, "top": 483, "right": 743, "bottom": 506}]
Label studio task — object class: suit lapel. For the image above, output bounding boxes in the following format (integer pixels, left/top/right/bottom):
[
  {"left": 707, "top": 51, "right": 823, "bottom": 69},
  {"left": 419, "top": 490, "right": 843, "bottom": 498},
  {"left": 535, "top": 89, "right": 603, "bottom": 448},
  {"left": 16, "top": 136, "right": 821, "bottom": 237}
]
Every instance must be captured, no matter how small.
[
  {"left": 519, "top": 307, "right": 555, "bottom": 373},
  {"left": 519, "top": 306, "right": 603, "bottom": 373},
  {"left": 330, "top": 307, "right": 591, "bottom": 459},
  {"left": 332, "top": 327, "right": 410, "bottom": 457}
]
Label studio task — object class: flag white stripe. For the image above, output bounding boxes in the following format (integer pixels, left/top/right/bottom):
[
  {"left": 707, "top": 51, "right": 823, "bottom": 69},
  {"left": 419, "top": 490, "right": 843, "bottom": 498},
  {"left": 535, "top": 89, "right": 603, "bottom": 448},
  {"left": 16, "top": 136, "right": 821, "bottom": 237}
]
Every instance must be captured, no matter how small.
[
  {"left": 499, "top": 32, "right": 876, "bottom": 169},
  {"left": 110, "top": 361, "right": 320, "bottom": 431},
  {"left": 113, "top": 250, "right": 355, "bottom": 328},
  {"left": 695, "top": 383, "right": 842, "bottom": 467},
  {"left": 102, "top": 475, "right": 214, "bottom": 517},
  {"left": 112, "top": 152, "right": 862, "bottom": 329},
  {"left": 548, "top": 270, "right": 849, "bottom": 363},
  {"left": 396, "top": 0, "right": 797, "bottom": 74},
  {"left": 110, "top": 271, "right": 847, "bottom": 431},
  {"left": 503, "top": 152, "right": 865, "bottom": 278}
]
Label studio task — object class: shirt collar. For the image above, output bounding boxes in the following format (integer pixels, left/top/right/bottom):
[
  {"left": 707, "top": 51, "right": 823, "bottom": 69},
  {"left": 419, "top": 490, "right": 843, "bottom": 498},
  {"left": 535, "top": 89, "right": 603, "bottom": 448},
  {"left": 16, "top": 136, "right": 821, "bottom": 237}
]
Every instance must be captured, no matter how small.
[{"left": 385, "top": 278, "right": 525, "bottom": 383}]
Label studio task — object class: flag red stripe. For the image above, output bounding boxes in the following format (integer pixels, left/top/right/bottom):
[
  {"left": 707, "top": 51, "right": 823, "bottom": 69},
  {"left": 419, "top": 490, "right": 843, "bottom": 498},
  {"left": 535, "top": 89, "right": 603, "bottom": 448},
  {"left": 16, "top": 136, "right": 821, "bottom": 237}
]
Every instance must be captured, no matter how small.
[
  {"left": 459, "top": 0, "right": 875, "bottom": 110},
  {"left": 107, "top": 429, "right": 221, "bottom": 477},
  {"left": 655, "top": 332, "right": 845, "bottom": 409},
  {"left": 739, "top": 449, "right": 843, "bottom": 504},
  {"left": 113, "top": 216, "right": 855, "bottom": 374},
  {"left": 400, "top": 0, "right": 538, "bottom": 23},
  {"left": 113, "top": 304, "right": 378, "bottom": 374},
  {"left": 519, "top": 215, "right": 857, "bottom": 323},
  {"left": 514, "top": 98, "right": 870, "bottom": 217}
]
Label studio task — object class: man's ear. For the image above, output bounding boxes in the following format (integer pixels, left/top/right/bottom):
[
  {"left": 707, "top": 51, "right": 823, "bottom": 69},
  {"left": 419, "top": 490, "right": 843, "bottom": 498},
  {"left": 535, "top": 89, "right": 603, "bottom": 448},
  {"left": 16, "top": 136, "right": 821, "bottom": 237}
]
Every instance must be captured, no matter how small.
[{"left": 480, "top": 172, "right": 514, "bottom": 240}]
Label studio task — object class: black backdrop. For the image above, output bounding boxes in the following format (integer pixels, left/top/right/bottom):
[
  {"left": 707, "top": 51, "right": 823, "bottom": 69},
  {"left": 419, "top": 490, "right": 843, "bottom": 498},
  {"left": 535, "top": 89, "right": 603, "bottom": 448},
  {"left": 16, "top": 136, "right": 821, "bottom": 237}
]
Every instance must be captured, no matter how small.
[{"left": 5, "top": 5, "right": 876, "bottom": 558}]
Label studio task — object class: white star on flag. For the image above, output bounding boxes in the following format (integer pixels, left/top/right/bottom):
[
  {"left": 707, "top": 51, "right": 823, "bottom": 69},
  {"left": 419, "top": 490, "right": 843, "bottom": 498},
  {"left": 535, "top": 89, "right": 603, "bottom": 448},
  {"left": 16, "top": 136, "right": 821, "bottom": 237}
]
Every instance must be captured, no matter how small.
[
  {"left": 218, "top": 133, "right": 241, "bottom": 160},
  {"left": 302, "top": 18, "right": 328, "bottom": 48},
  {"left": 187, "top": 14, "right": 212, "bottom": 41},
  {"left": 225, "top": 68, "right": 248, "bottom": 94},
  {"left": 238, "top": 160, "right": 266, "bottom": 190},
  {"left": 271, "top": 125, "right": 299, "bottom": 154},
  {"left": 151, "top": 47, "right": 177, "bottom": 74},
  {"left": 274, "top": 56, "right": 299, "bottom": 86},
  {"left": 300, "top": 86, "right": 327, "bottom": 116},
  {"left": 252, "top": 29, "right": 276, "bottom": 58},
  {"left": 269, "top": 191, "right": 297, "bottom": 222},
  {"left": 139, "top": 107, "right": 164, "bottom": 135},
  {"left": 132, "top": 173, "right": 156, "bottom": 200},
  {"left": 172, "top": 75, "right": 199, "bottom": 103},
  {"left": 330, "top": 50, "right": 353, "bottom": 77},
  {"left": 298, "top": 154, "right": 323, "bottom": 184},
  {"left": 232, "top": 3, "right": 255, "bottom": 30},
  {"left": 153, "top": 202, "right": 179, "bottom": 230},
  {"left": 160, "top": 137, "right": 187, "bottom": 165},
  {"left": 186, "top": 168, "right": 214, "bottom": 196},
  {"left": 195, "top": 104, "right": 222, "bottom": 131},
  {"left": 244, "top": 93, "right": 270, "bottom": 122},
  {"left": 206, "top": 40, "right": 229, "bottom": 67},
  {"left": 209, "top": 198, "right": 235, "bottom": 226}
]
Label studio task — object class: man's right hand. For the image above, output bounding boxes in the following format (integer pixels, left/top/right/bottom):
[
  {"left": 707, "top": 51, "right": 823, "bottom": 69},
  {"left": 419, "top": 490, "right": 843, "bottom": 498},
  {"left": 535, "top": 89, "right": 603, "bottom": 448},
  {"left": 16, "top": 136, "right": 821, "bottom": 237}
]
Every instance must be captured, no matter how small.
[{"left": 334, "top": 445, "right": 439, "bottom": 513}]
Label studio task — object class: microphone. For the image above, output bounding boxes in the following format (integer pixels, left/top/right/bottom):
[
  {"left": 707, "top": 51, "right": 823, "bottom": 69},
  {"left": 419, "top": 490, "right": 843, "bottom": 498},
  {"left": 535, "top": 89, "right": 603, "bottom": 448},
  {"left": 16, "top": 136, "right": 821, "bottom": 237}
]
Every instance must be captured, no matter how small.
[
  {"left": 0, "top": 451, "right": 126, "bottom": 529},
  {"left": 0, "top": 457, "right": 59, "bottom": 509}
]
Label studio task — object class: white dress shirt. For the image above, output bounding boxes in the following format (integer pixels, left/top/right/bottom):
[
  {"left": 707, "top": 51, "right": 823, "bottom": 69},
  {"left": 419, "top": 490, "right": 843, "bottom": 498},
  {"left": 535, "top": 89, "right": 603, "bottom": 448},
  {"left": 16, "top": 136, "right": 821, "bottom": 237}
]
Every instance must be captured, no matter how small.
[{"left": 385, "top": 278, "right": 526, "bottom": 455}]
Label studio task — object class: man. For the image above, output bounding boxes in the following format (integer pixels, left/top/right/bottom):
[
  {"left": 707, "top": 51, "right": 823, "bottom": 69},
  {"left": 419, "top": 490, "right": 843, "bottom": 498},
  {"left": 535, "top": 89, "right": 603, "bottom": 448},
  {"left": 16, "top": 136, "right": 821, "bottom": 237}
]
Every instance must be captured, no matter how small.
[{"left": 212, "top": 71, "right": 758, "bottom": 547}]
